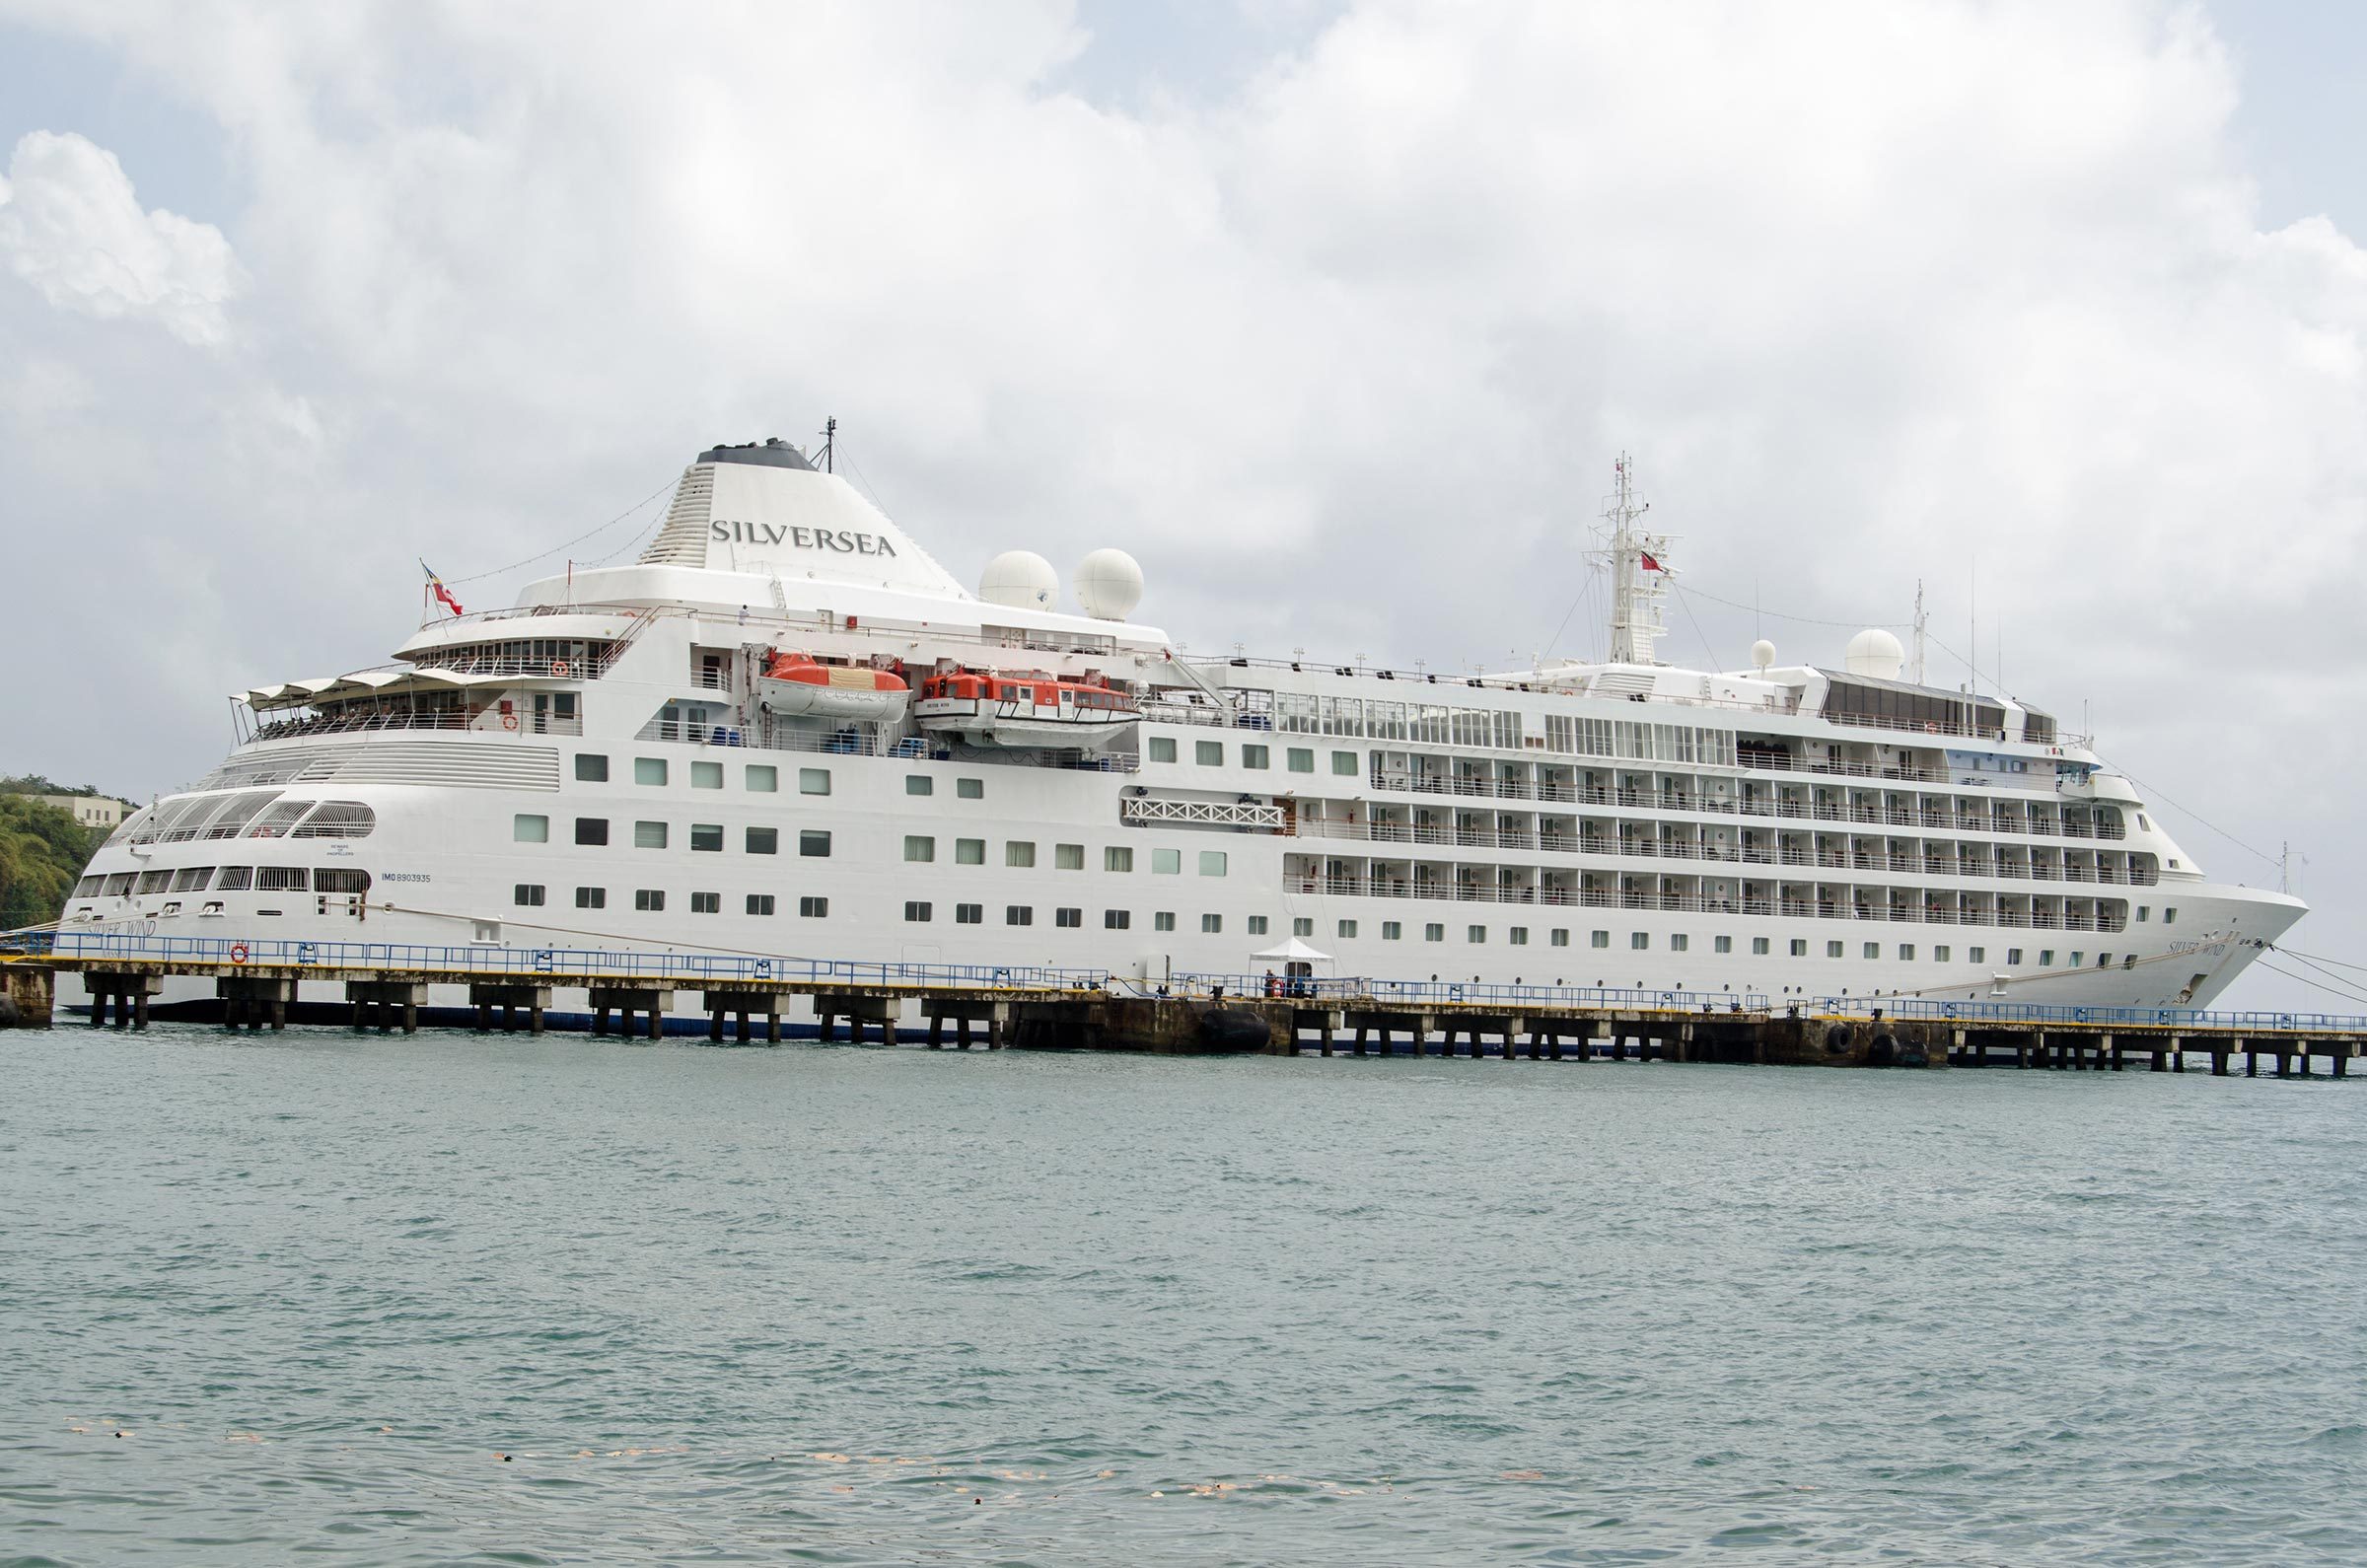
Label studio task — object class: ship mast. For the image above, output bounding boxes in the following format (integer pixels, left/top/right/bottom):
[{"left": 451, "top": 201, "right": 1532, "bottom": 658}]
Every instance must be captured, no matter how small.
[{"left": 1603, "top": 453, "right": 1672, "bottom": 666}]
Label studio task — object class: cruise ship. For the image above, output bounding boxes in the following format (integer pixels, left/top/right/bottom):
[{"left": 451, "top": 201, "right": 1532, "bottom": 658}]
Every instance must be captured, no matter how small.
[{"left": 62, "top": 439, "right": 2303, "bottom": 1016}]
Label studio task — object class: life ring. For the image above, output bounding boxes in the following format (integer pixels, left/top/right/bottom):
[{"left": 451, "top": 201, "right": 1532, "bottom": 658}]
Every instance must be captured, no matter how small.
[
  {"left": 229, "top": 942, "right": 250, "bottom": 964},
  {"left": 501, "top": 713, "right": 520, "bottom": 731},
  {"left": 550, "top": 659, "right": 570, "bottom": 678}
]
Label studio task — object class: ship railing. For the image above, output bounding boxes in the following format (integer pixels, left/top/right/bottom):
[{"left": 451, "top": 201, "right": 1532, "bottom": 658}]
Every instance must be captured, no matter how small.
[
  {"left": 1178, "top": 972, "right": 1771, "bottom": 1013},
  {"left": 1810, "top": 997, "right": 2361, "bottom": 1034}
]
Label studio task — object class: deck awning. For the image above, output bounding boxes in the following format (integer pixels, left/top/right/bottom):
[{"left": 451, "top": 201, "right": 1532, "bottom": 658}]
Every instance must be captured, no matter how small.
[
  {"left": 1251, "top": 936, "right": 1334, "bottom": 963},
  {"left": 235, "top": 668, "right": 527, "bottom": 710}
]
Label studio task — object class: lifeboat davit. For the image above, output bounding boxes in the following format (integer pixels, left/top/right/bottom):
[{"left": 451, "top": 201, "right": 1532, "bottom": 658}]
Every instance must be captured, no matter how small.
[
  {"left": 754, "top": 652, "right": 910, "bottom": 722},
  {"left": 914, "top": 670, "right": 1140, "bottom": 751}
]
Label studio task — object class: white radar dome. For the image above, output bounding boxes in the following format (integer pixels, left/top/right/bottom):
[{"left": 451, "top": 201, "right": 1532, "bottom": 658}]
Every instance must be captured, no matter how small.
[
  {"left": 979, "top": 549, "right": 1058, "bottom": 609},
  {"left": 1073, "top": 547, "right": 1144, "bottom": 621},
  {"left": 1844, "top": 627, "right": 1905, "bottom": 681},
  {"left": 1751, "top": 639, "right": 1776, "bottom": 672}
]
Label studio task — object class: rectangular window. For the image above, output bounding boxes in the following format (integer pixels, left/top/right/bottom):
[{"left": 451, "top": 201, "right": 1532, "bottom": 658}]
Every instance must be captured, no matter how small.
[
  {"left": 1509, "top": 927, "right": 1529, "bottom": 946},
  {"left": 1714, "top": 935, "right": 1732, "bottom": 954},
  {"left": 1671, "top": 934, "right": 1689, "bottom": 953},
  {"left": 167, "top": 868, "right": 212, "bottom": 892},
  {"left": 1247, "top": 915, "right": 1268, "bottom": 936},
  {"left": 1006, "top": 841, "right": 1037, "bottom": 868},
  {"left": 514, "top": 814, "right": 549, "bottom": 843},
  {"left": 1754, "top": 937, "right": 1770, "bottom": 955},
  {"left": 905, "top": 900, "right": 932, "bottom": 922},
  {"left": 690, "top": 823, "right": 723, "bottom": 852},
  {"left": 904, "top": 835, "right": 935, "bottom": 863},
  {"left": 1055, "top": 843, "right": 1085, "bottom": 870},
  {"left": 634, "top": 757, "right": 667, "bottom": 786},
  {"left": 958, "top": 838, "right": 985, "bottom": 865},
  {"left": 1331, "top": 750, "right": 1359, "bottom": 775},
  {"left": 1791, "top": 939, "right": 1809, "bottom": 957},
  {"left": 635, "top": 889, "right": 665, "bottom": 911},
  {"left": 575, "top": 753, "right": 609, "bottom": 782},
  {"left": 800, "top": 895, "right": 828, "bottom": 917},
  {"left": 1242, "top": 744, "right": 1269, "bottom": 769},
  {"left": 1201, "top": 913, "right": 1222, "bottom": 934},
  {"left": 747, "top": 764, "right": 778, "bottom": 792},
  {"left": 1465, "top": 925, "right": 1484, "bottom": 943},
  {"left": 1104, "top": 909, "right": 1130, "bottom": 929},
  {"left": 634, "top": 820, "right": 668, "bottom": 849},
  {"left": 2138, "top": 906, "right": 2150, "bottom": 922},
  {"left": 1287, "top": 748, "right": 1315, "bottom": 773},
  {"left": 747, "top": 893, "right": 776, "bottom": 915},
  {"left": 2039, "top": 950, "right": 2055, "bottom": 966},
  {"left": 691, "top": 760, "right": 722, "bottom": 789},
  {"left": 1195, "top": 740, "right": 1223, "bottom": 766},
  {"left": 905, "top": 775, "right": 933, "bottom": 796},
  {"left": 1828, "top": 941, "right": 1844, "bottom": 958},
  {"left": 1149, "top": 737, "right": 1178, "bottom": 763},
  {"left": 514, "top": 884, "right": 545, "bottom": 907},
  {"left": 1863, "top": 942, "right": 1879, "bottom": 960},
  {"left": 799, "top": 767, "right": 830, "bottom": 796},
  {"left": 2004, "top": 948, "right": 2021, "bottom": 964},
  {"left": 1153, "top": 848, "right": 1182, "bottom": 875},
  {"left": 690, "top": 891, "right": 721, "bottom": 914},
  {"left": 1936, "top": 945, "right": 1952, "bottom": 962},
  {"left": 1058, "top": 907, "right": 1084, "bottom": 928},
  {"left": 575, "top": 886, "right": 605, "bottom": 909},
  {"left": 1551, "top": 929, "right": 1570, "bottom": 948},
  {"left": 1198, "top": 850, "right": 1228, "bottom": 877},
  {"left": 1901, "top": 944, "right": 1916, "bottom": 961},
  {"left": 2164, "top": 907, "right": 2178, "bottom": 924},
  {"left": 217, "top": 867, "right": 255, "bottom": 891},
  {"left": 1105, "top": 846, "right": 1133, "bottom": 873},
  {"left": 958, "top": 778, "right": 983, "bottom": 799},
  {"left": 1424, "top": 923, "right": 1445, "bottom": 942},
  {"left": 575, "top": 818, "right": 609, "bottom": 846},
  {"left": 1294, "top": 918, "right": 1314, "bottom": 937},
  {"left": 800, "top": 830, "right": 831, "bottom": 857},
  {"left": 1383, "top": 921, "right": 1402, "bottom": 941},
  {"left": 1592, "top": 930, "right": 1610, "bottom": 949},
  {"left": 1338, "top": 919, "right": 1359, "bottom": 939},
  {"left": 1155, "top": 911, "right": 1177, "bottom": 932},
  {"left": 1632, "top": 932, "right": 1650, "bottom": 950},
  {"left": 746, "top": 826, "right": 778, "bottom": 855},
  {"left": 956, "top": 903, "right": 982, "bottom": 924},
  {"left": 1006, "top": 905, "right": 1033, "bottom": 926}
]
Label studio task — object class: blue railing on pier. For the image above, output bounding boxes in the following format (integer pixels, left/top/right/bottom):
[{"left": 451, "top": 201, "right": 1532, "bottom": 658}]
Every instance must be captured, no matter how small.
[
  {"left": 1806, "top": 995, "right": 2360, "bottom": 1035},
  {"left": 1169, "top": 972, "right": 1770, "bottom": 1014}
]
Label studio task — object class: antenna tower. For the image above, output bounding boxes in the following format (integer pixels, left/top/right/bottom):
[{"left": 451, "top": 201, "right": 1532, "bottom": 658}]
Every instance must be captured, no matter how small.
[{"left": 1600, "top": 453, "right": 1673, "bottom": 666}]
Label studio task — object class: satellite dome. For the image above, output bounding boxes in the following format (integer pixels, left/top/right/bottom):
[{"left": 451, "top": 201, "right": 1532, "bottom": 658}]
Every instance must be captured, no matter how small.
[
  {"left": 1751, "top": 639, "right": 1776, "bottom": 672},
  {"left": 979, "top": 550, "right": 1057, "bottom": 609},
  {"left": 1844, "top": 627, "right": 1905, "bottom": 681},
  {"left": 1074, "top": 547, "right": 1144, "bottom": 621}
]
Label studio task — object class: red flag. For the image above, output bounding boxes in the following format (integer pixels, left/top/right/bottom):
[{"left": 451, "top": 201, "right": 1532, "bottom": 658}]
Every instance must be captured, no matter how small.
[
  {"left": 1639, "top": 551, "right": 1662, "bottom": 572},
  {"left": 421, "top": 561, "right": 465, "bottom": 617}
]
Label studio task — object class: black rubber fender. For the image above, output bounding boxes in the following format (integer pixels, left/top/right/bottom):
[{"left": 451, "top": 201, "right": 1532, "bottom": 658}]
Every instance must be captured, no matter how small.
[
  {"left": 1867, "top": 1033, "right": 1899, "bottom": 1066},
  {"left": 1198, "top": 1007, "right": 1272, "bottom": 1052},
  {"left": 1824, "top": 1023, "right": 1854, "bottom": 1054}
]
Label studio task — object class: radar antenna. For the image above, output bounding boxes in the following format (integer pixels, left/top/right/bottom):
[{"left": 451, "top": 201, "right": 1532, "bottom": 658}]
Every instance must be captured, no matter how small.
[{"left": 1598, "top": 453, "right": 1673, "bottom": 666}]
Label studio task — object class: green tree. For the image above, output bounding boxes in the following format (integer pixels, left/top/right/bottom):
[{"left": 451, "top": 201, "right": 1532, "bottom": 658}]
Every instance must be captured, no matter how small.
[{"left": 0, "top": 796, "right": 103, "bottom": 929}]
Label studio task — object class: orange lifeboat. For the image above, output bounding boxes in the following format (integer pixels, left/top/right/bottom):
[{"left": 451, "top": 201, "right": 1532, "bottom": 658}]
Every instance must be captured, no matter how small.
[{"left": 753, "top": 651, "right": 911, "bottom": 722}]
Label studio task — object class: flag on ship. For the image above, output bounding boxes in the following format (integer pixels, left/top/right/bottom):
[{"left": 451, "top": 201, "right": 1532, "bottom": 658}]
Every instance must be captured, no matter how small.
[
  {"left": 1640, "top": 551, "right": 1663, "bottom": 572},
  {"left": 421, "top": 561, "right": 464, "bottom": 617}
]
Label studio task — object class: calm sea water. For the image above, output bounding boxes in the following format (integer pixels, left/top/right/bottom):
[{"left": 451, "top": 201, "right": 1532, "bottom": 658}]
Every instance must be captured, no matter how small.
[{"left": 4, "top": 1026, "right": 2363, "bottom": 1566}]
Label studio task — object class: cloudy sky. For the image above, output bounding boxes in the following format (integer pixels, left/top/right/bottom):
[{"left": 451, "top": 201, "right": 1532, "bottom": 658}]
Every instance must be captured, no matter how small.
[{"left": 3, "top": 1, "right": 2362, "bottom": 1008}]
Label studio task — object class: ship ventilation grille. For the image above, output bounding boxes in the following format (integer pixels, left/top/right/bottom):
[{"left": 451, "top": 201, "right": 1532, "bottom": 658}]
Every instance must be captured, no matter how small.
[
  {"left": 195, "top": 741, "right": 562, "bottom": 793},
  {"left": 639, "top": 464, "right": 715, "bottom": 566},
  {"left": 1591, "top": 671, "right": 1656, "bottom": 698}
]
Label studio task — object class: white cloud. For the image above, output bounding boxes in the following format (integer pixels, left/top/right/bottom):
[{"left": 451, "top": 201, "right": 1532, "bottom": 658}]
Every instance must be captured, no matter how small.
[{"left": 0, "top": 128, "right": 240, "bottom": 345}]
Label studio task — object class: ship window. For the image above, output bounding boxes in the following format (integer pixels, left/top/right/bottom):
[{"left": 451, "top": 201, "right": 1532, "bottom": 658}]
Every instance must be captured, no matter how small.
[
  {"left": 215, "top": 867, "right": 252, "bottom": 891},
  {"left": 1714, "top": 935, "right": 1732, "bottom": 954},
  {"left": 2040, "top": 950, "right": 2055, "bottom": 965},
  {"left": 1294, "top": 918, "right": 1314, "bottom": 937},
  {"left": 1792, "top": 940, "right": 1809, "bottom": 957},
  {"left": 1243, "top": 745, "right": 1269, "bottom": 769},
  {"left": 691, "top": 891, "right": 720, "bottom": 914},
  {"left": 1633, "top": 933, "right": 1650, "bottom": 951},
  {"left": 1155, "top": 912, "right": 1177, "bottom": 932},
  {"left": 905, "top": 775, "right": 932, "bottom": 796},
  {"left": 957, "top": 838, "right": 985, "bottom": 865},
  {"left": 1055, "top": 843, "right": 1084, "bottom": 870},
  {"left": 905, "top": 901, "right": 931, "bottom": 922},
  {"left": 1198, "top": 851, "right": 1227, "bottom": 877},
  {"left": 171, "top": 867, "right": 214, "bottom": 892},
  {"left": 1287, "top": 748, "right": 1315, "bottom": 773},
  {"left": 956, "top": 903, "right": 982, "bottom": 924},
  {"left": 799, "top": 830, "right": 832, "bottom": 858},
  {"left": 1754, "top": 938, "right": 1770, "bottom": 955},
  {"left": 1592, "top": 931, "right": 1610, "bottom": 949},
  {"left": 748, "top": 894, "right": 775, "bottom": 916},
  {"left": 1509, "top": 927, "right": 1527, "bottom": 946},
  {"left": 1105, "top": 847, "right": 1133, "bottom": 873},
  {"left": 135, "top": 870, "right": 173, "bottom": 894},
  {"left": 800, "top": 896, "right": 828, "bottom": 917},
  {"left": 1149, "top": 738, "right": 1178, "bottom": 763},
  {"left": 747, "top": 826, "right": 778, "bottom": 855},
  {"left": 1424, "top": 923, "right": 1445, "bottom": 942},
  {"left": 294, "top": 802, "right": 377, "bottom": 838},
  {"left": 1007, "top": 841, "right": 1037, "bottom": 868},
  {"left": 1200, "top": 914, "right": 1221, "bottom": 933},
  {"left": 905, "top": 836, "right": 935, "bottom": 863},
  {"left": 74, "top": 875, "right": 102, "bottom": 897},
  {"left": 636, "top": 890, "right": 665, "bottom": 911},
  {"left": 1340, "top": 920, "right": 1359, "bottom": 939},
  {"left": 689, "top": 823, "right": 723, "bottom": 852},
  {"left": 2069, "top": 952, "right": 2084, "bottom": 966},
  {"left": 1196, "top": 741, "right": 1223, "bottom": 766},
  {"left": 1005, "top": 905, "right": 1033, "bottom": 926},
  {"left": 2097, "top": 953, "right": 2111, "bottom": 967},
  {"left": 255, "top": 867, "right": 309, "bottom": 891},
  {"left": 1825, "top": 941, "right": 1842, "bottom": 958},
  {"left": 958, "top": 778, "right": 983, "bottom": 799},
  {"left": 692, "top": 760, "right": 723, "bottom": 790},
  {"left": 245, "top": 801, "right": 315, "bottom": 838},
  {"left": 575, "top": 817, "right": 609, "bottom": 846},
  {"left": 100, "top": 872, "right": 135, "bottom": 895},
  {"left": 1901, "top": 944, "right": 1916, "bottom": 961},
  {"left": 1247, "top": 915, "right": 1268, "bottom": 936},
  {"left": 635, "top": 757, "right": 667, "bottom": 786},
  {"left": 2138, "top": 814, "right": 2150, "bottom": 831},
  {"left": 576, "top": 754, "right": 609, "bottom": 782},
  {"left": 1383, "top": 921, "right": 1402, "bottom": 941},
  {"left": 575, "top": 887, "right": 606, "bottom": 909},
  {"left": 514, "top": 884, "right": 545, "bottom": 907},
  {"left": 1104, "top": 909, "right": 1129, "bottom": 929},
  {"left": 747, "top": 764, "right": 777, "bottom": 792},
  {"left": 635, "top": 820, "right": 669, "bottom": 849},
  {"left": 1552, "top": 929, "right": 1570, "bottom": 948},
  {"left": 2138, "top": 906, "right": 2150, "bottom": 922},
  {"left": 2164, "top": 907, "right": 2178, "bottom": 924},
  {"left": 1671, "top": 934, "right": 1688, "bottom": 953},
  {"left": 1469, "top": 925, "right": 1487, "bottom": 944},
  {"left": 1863, "top": 943, "right": 1879, "bottom": 960},
  {"left": 1332, "top": 751, "right": 1358, "bottom": 776},
  {"left": 800, "top": 768, "right": 830, "bottom": 796},
  {"left": 1153, "top": 849, "right": 1182, "bottom": 875}
]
